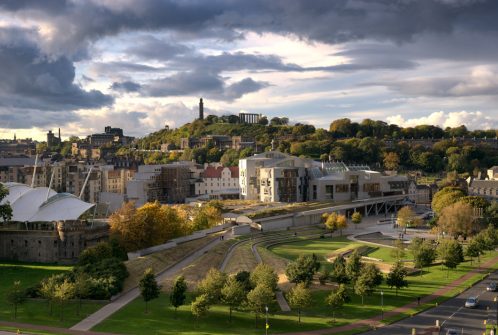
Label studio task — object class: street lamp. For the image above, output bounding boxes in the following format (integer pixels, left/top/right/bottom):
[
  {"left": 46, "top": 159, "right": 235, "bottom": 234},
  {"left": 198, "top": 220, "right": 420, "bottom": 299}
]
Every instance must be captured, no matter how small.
[
  {"left": 495, "top": 296, "right": 497, "bottom": 325},
  {"left": 381, "top": 291, "right": 384, "bottom": 320},
  {"left": 265, "top": 305, "right": 269, "bottom": 335}
]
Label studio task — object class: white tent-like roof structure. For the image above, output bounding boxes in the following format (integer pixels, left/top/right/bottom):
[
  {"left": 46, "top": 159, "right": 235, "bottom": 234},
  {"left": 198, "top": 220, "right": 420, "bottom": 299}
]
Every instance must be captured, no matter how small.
[{"left": 1, "top": 182, "right": 94, "bottom": 222}]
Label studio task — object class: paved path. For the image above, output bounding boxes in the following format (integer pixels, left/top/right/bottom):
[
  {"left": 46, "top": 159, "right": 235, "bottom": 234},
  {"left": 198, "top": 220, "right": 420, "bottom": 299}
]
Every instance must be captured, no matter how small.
[
  {"left": 280, "top": 254, "right": 498, "bottom": 335},
  {"left": 0, "top": 320, "right": 115, "bottom": 335},
  {"left": 71, "top": 236, "right": 224, "bottom": 331}
]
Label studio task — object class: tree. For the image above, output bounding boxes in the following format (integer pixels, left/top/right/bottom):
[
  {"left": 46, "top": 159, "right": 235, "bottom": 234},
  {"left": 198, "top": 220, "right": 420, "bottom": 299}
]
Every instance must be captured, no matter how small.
[
  {"left": 351, "top": 212, "right": 362, "bottom": 229},
  {"left": 437, "top": 239, "right": 464, "bottom": 277},
  {"left": 287, "top": 283, "right": 313, "bottom": 324},
  {"left": 73, "top": 273, "right": 91, "bottom": 316},
  {"left": 431, "top": 187, "right": 466, "bottom": 215},
  {"left": 397, "top": 206, "right": 416, "bottom": 232},
  {"left": 40, "top": 275, "right": 61, "bottom": 315},
  {"left": 139, "top": 268, "right": 160, "bottom": 313},
  {"left": 6, "top": 281, "right": 25, "bottom": 319},
  {"left": 323, "top": 212, "right": 338, "bottom": 235},
  {"left": 54, "top": 280, "right": 75, "bottom": 321},
  {"left": 191, "top": 293, "right": 210, "bottom": 327},
  {"left": 345, "top": 250, "right": 363, "bottom": 284},
  {"left": 437, "top": 201, "right": 475, "bottom": 237},
  {"left": 330, "top": 255, "right": 349, "bottom": 284},
  {"left": 354, "top": 263, "right": 383, "bottom": 304},
  {"left": 247, "top": 284, "right": 274, "bottom": 325},
  {"left": 413, "top": 240, "right": 436, "bottom": 274},
  {"left": 335, "top": 214, "right": 348, "bottom": 236},
  {"left": 384, "top": 152, "right": 400, "bottom": 171},
  {"left": 0, "top": 184, "right": 12, "bottom": 223},
  {"left": 466, "top": 238, "right": 483, "bottom": 265},
  {"left": 250, "top": 264, "right": 278, "bottom": 292},
  {"left": 221, "top": 276, "right": 246, "bottom": 323},
  {"left": 109, "top": 201, "right": 186, "bottom": 252},
  {"left": 326, "top": 284, "right": 349, "bottom": 322},
  {"left": 390, "top": 239, "right": 406, "bottom": 261},
  {"left": 285, "top": 254, "right": 321, "bottom": 286},
  {"left": 170, "top": 276, "right": 187, "bottom": 317},
  {"left": 386, "top": 261, "right": 408, "bottom": 296},
  {"left": 235, "top": 270, "right": 252, "bottom": 293},
  {"left": 197, "top": 268, "right": 227, "bottom": 304}
]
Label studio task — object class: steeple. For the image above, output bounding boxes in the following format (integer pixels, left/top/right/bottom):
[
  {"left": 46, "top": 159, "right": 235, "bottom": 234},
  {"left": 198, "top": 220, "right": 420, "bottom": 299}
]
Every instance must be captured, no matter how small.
[{"left": 199, "top": 98, "right": 204, "bottom": 120}]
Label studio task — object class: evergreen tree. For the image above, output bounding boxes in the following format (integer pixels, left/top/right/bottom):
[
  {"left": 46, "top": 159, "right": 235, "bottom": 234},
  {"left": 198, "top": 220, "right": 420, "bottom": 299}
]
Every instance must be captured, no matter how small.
[
  {"left": 170, "top": 276, "right": 187, "bottom": 317},
  {"left": 139, "top": 268, "right": 160, "bottom": 313}
]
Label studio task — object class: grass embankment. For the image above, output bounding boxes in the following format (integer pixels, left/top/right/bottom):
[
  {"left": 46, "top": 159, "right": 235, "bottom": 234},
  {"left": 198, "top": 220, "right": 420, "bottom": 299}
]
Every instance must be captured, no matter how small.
[
  {"left": 0, "top": 262, "right": 104, "bottom": 328},
  {"left": 161, "top": 239, "right": 237, "bottom": 291},
  {"left": 123, "top": 235, "right": 217, "bottom": 292}
]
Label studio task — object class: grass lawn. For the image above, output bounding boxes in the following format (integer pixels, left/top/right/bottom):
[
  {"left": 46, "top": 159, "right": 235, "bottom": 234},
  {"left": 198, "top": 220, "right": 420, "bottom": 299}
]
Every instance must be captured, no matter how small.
[
  {"left": 0, "top": 262, "right": 105, "bottom": 328},
  {"left": 93, "top": 237, "right": 498, "bottom": 335}
]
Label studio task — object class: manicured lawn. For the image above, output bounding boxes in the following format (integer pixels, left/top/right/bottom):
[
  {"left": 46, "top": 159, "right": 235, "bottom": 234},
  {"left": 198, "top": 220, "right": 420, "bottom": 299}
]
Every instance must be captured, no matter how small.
[{"left": 0, "top": 262, "right": 105, "bottom": 328}]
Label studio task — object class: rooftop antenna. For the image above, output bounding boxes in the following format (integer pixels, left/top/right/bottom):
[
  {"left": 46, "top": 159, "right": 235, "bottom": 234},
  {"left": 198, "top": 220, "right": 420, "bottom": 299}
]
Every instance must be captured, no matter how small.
[
  {"left": 31, "top": 154, "right": 38, "bottom": 188},
  {"left": 79, "top": 166, "right": 93, "bottom": 199}
]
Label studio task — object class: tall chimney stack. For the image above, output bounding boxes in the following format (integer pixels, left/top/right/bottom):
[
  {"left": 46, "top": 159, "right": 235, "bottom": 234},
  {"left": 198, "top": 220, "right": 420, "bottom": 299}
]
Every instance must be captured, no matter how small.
[
  {"left": 199, "top": 98, "right": 204, "bottom": 120},
  {"left": 58, "top": 128, "right": 61, "bottom": 140}
]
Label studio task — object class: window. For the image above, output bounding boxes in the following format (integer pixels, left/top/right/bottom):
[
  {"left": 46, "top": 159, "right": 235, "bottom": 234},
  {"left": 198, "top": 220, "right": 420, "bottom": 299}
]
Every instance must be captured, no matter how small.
[
  {"left": 363, "top": 183, "right": 380, "bottom": 192},
  {"left": 336, "top": 184, "right": 349, "bottom": 193},
  {"left": 313, "top": 185, "right": 317, "bottom": 200},
  {"left": 325, "top": 185, "right": 334, "bottom": 199}
]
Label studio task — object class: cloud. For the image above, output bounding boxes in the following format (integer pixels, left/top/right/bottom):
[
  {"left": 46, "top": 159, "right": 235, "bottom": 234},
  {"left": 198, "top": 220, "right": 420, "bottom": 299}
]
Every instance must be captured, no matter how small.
[
  {"left": 387, "top": 111, "right": 498, "bottom": 129},
  {"left": 0, "top": 27, "right": 113, "bottom": 129},
  {"left": 110, "top": 81, "right": 142, "bottom": 93},
  {"left": 142, "top": 71, "right": 268, "bottom": 101},
  {"left": 376, "top": 66, "right": 498, "bottom": 97}
]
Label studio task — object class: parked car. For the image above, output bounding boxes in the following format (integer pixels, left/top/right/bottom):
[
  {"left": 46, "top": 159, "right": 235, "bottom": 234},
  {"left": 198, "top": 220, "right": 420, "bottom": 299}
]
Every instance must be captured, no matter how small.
[
  {"left": 465, "top": 297, "right": 479, "bottom": 308},
  {"left": 487, "top": 282, "right": 497, "bottom": 292}
]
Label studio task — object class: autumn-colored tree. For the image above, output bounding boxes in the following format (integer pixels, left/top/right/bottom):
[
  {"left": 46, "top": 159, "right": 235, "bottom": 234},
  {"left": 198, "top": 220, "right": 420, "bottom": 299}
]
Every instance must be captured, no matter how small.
[
  {"left": 397, "top": 206, "right": 416, "bottom": 232},
  {"left": 383, "top": 152, "right": 400, "bottom": 171},
  {"left": 335, "top": 214, "right": 348, "bottom": 236},
  {"left": 437, "top": 201, "right": 475, "bottom": 237},
  {"left": 109, "top": 201, "right": 186, "bottom": 251},
  {"left": 431, "top": 187, "right": 466, "bottom": 215},
  {"left": 323, "top": 212, "right": 338, "bottom": 235},
  {"left": 351, "top": 212, "right": 362, "bottom": 229}
]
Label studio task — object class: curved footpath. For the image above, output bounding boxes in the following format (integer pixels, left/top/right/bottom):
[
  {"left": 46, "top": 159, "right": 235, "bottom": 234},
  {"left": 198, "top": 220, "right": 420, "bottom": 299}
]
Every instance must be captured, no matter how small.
[{"left": 280, "top": 254, "right": 498, "bottom": 335}]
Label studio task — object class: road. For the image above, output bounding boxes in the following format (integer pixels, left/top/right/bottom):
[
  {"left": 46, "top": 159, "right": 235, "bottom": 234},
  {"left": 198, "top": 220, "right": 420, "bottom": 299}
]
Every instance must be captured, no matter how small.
[
  {"left": 70, "top": 236, "right": 225, "bottom": 331},
  {"left": 362, "top": 270, "right": 498, "bottom": 335}
]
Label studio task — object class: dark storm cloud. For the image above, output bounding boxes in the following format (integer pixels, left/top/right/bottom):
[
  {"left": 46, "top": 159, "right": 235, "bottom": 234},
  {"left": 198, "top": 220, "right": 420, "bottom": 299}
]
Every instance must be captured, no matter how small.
[
  {"left": 143, "top": 71, "right": 267, "bottom": 101},
  {"left": 4, "top": 0, "right": 498, "bottom": 52},
  {"left": 0, "top": 27, "right": 113, "bottom": 128}
]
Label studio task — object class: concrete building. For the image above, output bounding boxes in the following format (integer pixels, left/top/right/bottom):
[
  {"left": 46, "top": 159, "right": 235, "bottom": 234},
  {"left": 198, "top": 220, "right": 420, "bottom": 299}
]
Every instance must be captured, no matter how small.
[
  {"left": 239, "top": 151, "right": 312, "bottom": 202},
  {"left": 127, "top": 163, "right": 191, "bottom": 206},
  {"left": 47, "top": 129, "right": 61, "bottom": 147},
  {"left": 239, "top": 151, "right": 410, "bottom": 203},
  {"left": 193, "top": 164, "right": 239, "bottom": 199}
]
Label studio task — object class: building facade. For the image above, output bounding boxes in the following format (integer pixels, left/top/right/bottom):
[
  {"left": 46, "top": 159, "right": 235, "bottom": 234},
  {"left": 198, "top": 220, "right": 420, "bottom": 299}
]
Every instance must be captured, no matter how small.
[{"left": 193, "top": 164, "right": 239, "bottom": 199}]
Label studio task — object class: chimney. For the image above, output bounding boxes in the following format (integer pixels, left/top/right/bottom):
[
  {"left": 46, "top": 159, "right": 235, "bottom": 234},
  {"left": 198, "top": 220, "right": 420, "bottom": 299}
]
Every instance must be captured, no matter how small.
[
  {"left": 58, "top": 128, "right": 61, "bottom": 140},
  {"left": 199, "top": 98, "right": 204, "bottom": 120}
]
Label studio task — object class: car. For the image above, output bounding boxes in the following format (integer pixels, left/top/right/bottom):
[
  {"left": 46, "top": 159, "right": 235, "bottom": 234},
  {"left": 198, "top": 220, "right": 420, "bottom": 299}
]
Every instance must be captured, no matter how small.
[
  {"left": 445, "top": 329, "right": 458, "bottom": 335},
  {"left": 487, "top": 282, "right": 497, "bottom": 292},
  {"left": 465, "top": 296, "right": 479, "bottom": 308}
]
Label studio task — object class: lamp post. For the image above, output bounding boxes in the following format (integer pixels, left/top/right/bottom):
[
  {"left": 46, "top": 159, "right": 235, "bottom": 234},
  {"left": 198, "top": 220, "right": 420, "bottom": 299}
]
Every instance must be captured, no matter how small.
[
  {"left": 265, "top": 305, "right": 269, "bottom": 335},
  {"left": 381, "top": 291, "right": 384, "bottom": 320},
  {"left": 495, "top": 296, "right": 497, "bottom": 325}
]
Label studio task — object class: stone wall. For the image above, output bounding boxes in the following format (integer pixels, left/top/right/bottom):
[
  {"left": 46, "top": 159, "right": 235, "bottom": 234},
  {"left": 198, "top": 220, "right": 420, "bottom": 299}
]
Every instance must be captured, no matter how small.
[{"left": 0, "top": 222, "right": 109, "bottom": 264}]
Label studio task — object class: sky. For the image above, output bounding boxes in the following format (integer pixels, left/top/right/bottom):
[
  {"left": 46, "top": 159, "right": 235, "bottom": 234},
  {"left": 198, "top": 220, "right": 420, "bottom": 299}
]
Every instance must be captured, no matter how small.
[{"left": 1, "top": 0, "right": 498, "bottom": 141}]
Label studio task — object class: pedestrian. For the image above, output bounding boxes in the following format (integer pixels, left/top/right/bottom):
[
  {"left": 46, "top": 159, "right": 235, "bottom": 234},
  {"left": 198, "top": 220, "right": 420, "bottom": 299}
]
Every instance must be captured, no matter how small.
[{"left": 222, "top": 235, "right": 224, "bottom": 240}]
